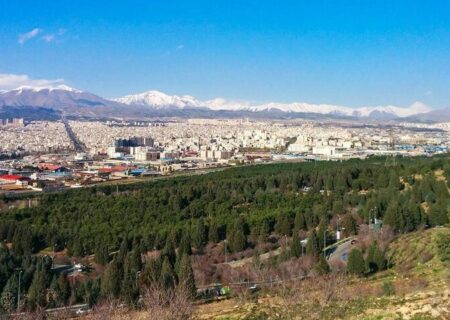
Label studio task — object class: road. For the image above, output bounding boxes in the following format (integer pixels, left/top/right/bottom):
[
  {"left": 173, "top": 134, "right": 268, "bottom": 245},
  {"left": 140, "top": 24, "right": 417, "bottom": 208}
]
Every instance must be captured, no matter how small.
[
  {"left": 327, "top": 237, "right": 357, "bottom": 265},
  {"left": 61, "top": 116, "right": 86, "bottom": 152}
]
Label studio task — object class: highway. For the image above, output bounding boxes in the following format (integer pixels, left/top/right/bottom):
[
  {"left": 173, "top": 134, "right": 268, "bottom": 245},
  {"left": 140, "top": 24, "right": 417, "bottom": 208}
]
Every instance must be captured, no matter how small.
[{"left": 61, "top": 115, "right": 86, "bottom": 153}]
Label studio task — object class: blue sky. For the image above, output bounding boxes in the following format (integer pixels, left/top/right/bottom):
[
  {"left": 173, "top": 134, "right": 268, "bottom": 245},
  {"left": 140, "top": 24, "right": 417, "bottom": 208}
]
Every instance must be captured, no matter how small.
[{"left": 1, "top": 1, "right": 450, "bottom": 109}]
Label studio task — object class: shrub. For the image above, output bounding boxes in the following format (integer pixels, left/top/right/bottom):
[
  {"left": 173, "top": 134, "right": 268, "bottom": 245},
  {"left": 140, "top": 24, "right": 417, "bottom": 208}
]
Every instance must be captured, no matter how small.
[
  {"left": 381, "top": 280, "right": 395, "bottom": 296},
  {"left": 434, "top": 229, "right": 450, "bottom": 265}
]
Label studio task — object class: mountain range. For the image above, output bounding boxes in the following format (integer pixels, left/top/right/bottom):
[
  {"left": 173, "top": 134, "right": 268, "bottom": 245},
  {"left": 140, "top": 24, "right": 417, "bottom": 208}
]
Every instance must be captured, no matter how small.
[{"left": 0, "top": 85, "right": 448, "bottom": 122}]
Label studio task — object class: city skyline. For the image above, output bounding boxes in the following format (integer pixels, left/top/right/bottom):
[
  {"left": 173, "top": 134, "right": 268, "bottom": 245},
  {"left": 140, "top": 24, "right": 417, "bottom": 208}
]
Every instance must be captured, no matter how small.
[{"left": 1, "top": 1, "right": 450, "bottom": 109}]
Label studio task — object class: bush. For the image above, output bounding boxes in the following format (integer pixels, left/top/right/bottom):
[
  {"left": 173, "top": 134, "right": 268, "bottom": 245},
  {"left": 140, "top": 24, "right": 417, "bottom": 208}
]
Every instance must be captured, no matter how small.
[
  {"left": 381, "top": 280, "right": 395, "bottom": 296},
  {"left": 347, "top": 249, "right": 366, "bottom": 276},
  {"left": 434, "top": 229, "right": 450, "bottom": 265}
]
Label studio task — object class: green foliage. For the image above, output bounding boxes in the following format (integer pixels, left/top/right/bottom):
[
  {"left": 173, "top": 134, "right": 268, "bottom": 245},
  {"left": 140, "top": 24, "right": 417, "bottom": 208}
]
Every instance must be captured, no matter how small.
[
  {"left": 27, "top": 259, "right": 51, "bottom": 308},
  {"left": 228, "top": 217, "right": 247, "bottom": 253},
  {"left": 160, "top": 256, "right": 176, "bottom": 289},
  {"left": 0, "top": 155, "right": 447, "bottom": 310},
  {"left": 434, "top": 229, "right": 450, "bottom": 265},
  {"left": 290, "top": 231, "right": 302, "bottom": 258},
  {"left": 315, "top": 254, "right": 331, "bottom": 275},
  {"left": 208, "top": 219, "right": 220, "bottom": 243},
  {"left": 381, "top": 280, "right": 395, "bottom": 296},
  {"left": 306, "top": 230, "right": 320, "bottom": 256},
  {"left": 179, "top": 228, "right": 192, "bottom": 256},
  {"left": 365, "top": 242, "right": 387, "bottom": 274},
  {"left": 192, "top": 219, "right": 207, "bottom": 249},
  {"left": 342, "top": 214, "right": 358, "bottom": 237},
  {"left": 100, "top": 259, "right": 122, "bottom": 298},
  {"left": 178, "top": 254, "right": 196, "bottom": 297},
  {"left": 94, "top": 242, "right": 110, "bottom": 265},
  {"left": 347, "top": 249, "right": 366, "bottom": 276}
]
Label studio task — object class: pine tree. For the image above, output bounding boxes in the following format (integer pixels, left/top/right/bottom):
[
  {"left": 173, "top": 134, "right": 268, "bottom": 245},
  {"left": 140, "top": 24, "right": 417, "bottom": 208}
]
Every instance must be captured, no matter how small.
[
  {"left": 294, "top": 212, "right": 307, "bottom": 231},
  {"left": 117, "top": 238, "right": 129, "bottom": 263},
  {"left": 94, "top": 242, "right": 110, "bottom": 265},
  {"left": 429, "top": 199, "right": 449, "bottom": 227},
  {"left": 208, "top": 219, "right": 220, "bottom": 243},
  {"left": 290, "top": 231, "right": 302, "bottom": 258},
  {"left": 58, "top": 274, "right": 71, "bottom": 305},
  {"left": 365, "top": 242, "right": 378, "bottom": 274},
  {"left": 100, "top": 259, "right": 121, "bottom": 298},
  {"left": 192, "top": 219, "right": 206, "bottom": 249},
  {"left": 28, "top": 262, "right": 49, "bottom": 308},
  {"left": 1, "top": 275, "right": 18, "bottom": 313},
  {"left": 161, "top": 236, "right": 177, "bottom": 266},
  {"left": 315, "top": 254, "right": 330, "bottom": 275},
  {"left": 258, "top": 219, "right": 271, "bottom": 243},
  {"left": 179, "top": 229, "right": 192, "bottom": 256},
  {"left": 347, "top": 248, "right": 366, "bottom": 276},
  {"left": 275, "top": 213, "right": 292, "bottom": 236},
  {"left": 383, "top": 199, "right": 399, "bottom": 231},
  {"left": 228, "top": 217, "right": 247, "bottom": 253},
  {"left": 342, "top": 214, "right": 357, "bottom": 237},
  {"left": 306, "top": 230, "right": 320, "bottom": 256},
  {"left": 178, "top": 254, "right": 196, "bottom": 298},
  {"left": 141, "top": 257, "right": 161, "bottom": 286},
  {"left": 160, "top": 256, "right": 176, "bottom": 289}
]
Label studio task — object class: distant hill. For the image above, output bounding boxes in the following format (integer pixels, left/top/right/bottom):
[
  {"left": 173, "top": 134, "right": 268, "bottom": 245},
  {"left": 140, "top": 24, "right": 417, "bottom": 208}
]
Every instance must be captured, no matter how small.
[{"left": 0, "top": 85, "right": 443, "bottom": 122}]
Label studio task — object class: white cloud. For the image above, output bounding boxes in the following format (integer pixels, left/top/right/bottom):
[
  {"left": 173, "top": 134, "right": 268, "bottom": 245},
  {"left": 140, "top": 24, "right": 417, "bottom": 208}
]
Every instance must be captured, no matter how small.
[
  {"left": 41, "top": 34, "right": 55, "bottom": 43},
  {"left": 18, "top": 28, "right": 41, "bottom": 45},
  {"left": 424, "top": 90, "right": 433, "bottom": 96},
  {"left": 0, "top": 74, "right": 65, "bottom": 90},
  {"left": 176, "top": 44, "right": 185, "bottom": 50}
]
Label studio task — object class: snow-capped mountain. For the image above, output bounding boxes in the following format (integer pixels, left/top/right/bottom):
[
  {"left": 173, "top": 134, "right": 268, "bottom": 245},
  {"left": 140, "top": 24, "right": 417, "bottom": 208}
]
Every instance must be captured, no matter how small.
[
  {"left": 114, "top": 90, "right": 431, "bottom": 119},
  {"left": 115, "top": 90, "right": 202, "bottom": 110},
  {"left": 0, "top": 85, "right": 110, "bottom": 109},
  {"left": 0, "top": 86, "right": 437, "bottom": 120}
]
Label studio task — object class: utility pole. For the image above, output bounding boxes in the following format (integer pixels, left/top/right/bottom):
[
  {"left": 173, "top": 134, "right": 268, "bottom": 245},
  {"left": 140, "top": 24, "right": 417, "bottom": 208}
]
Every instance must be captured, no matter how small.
[{"left": 224, "top": 240, "right": 227, "bottom": 264}]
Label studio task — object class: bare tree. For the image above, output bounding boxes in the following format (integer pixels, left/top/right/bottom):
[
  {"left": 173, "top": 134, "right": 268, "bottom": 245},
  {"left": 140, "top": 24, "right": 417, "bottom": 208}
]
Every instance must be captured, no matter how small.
[
  {"left": 142, "top": 284, "right": 194, "bottom": 320},
  {"left": 87, "top": 298, "right": 130, "bottom": 320}
]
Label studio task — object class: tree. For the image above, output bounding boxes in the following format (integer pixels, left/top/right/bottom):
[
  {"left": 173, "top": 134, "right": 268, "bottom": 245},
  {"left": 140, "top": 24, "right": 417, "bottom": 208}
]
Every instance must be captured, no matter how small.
[
  {"left": 429, "top": 199, "right": 449, "bottom": 227},
  {"left": 383, "top": 199, "right": 399, "bottom": 231},
  {"left": 228, "top": 217, "right": 247, "bottom": 253},
  {"left": 290, "top": 231, "right": 302, "bottom": 258},
  {"left": 28, "top": 263, "right": 50, "bottom": 308},
  {"left": 142, "top": 257, "right": 162, "bottom": 286},
  {"left": 192, "top": 219, "right": 206, "bottom": 250},
  {"left": 94, "top": 242, "right": 110, "bottom": 265},
  {"left": 178, "top": 255, "right": 196, "bottom": 298},
  {"left": 332, "top": 200, "right": 345, "bottom": 215},
  {"left": 160, "top": 257, "right": 176, "bottom": 289},
  {"left": 178, "top": 229, "right": 192, "bottom": 256},
  {"left": 347, "top": 249, "right": 365, "bottom": 276},
  {"left": 275, "top": 213, "right": 292, "bottom": 236},
  {"left": 208, "top": 219, "right": 220, "bottom": 243},
  {"left": 294, "top": 212, "right": 307, "bottom": 231},
  {"left": 161, "top": 237, "right": 177, "bottom": 266},
  {"left": 306, "top": 230, "right": 320, "bottom": 256},
  {"left": 58, "top": 274, "right": 71, "bottom": 305},
  {"left": 100, "top": 259, "right": 122, "bottom": 298},
  {"left": 342, "top": 214, "right": 358, "bottom": 237},
  {"left": 315, "top": 254, "right": 330, "bottom": 275}
]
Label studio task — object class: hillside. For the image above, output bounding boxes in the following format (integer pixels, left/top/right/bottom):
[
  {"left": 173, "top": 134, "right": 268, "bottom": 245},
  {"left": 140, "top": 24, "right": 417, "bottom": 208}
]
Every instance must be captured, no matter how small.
[
  {"left": 192, "top": 228, "right": 450, "bottom": 320},
  {"left": 0, "top": 155, "right": 448, "bottom": 319}
]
